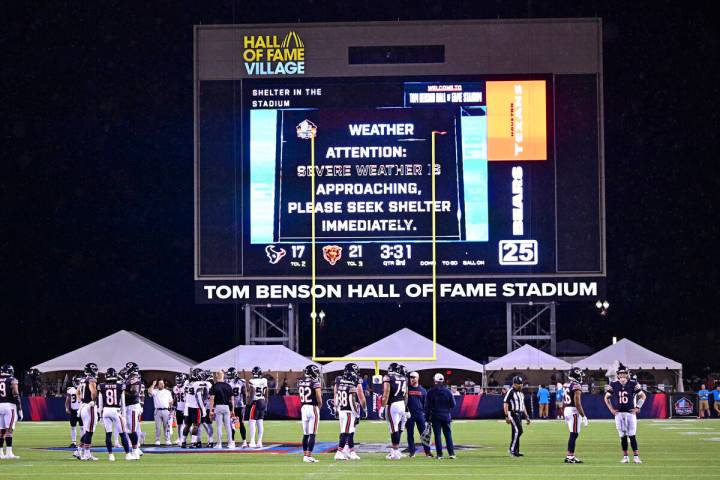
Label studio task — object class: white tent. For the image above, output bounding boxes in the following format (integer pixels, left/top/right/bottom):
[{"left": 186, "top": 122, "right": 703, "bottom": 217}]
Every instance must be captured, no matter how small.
[
  {"left": 573, "top": 338, "right": 683, "bottom": 391},
  {"left": 195, "top": 345, "right": 317, "bottom": 372},
  {"left": 34, "top": 330, "right": 195, "bottom": 373},
  {"left": 321, "top": 328, "right": 484, "bottom": 373},
  {"left": 485, "top": 344, "right": 571, "bottom": 371}
]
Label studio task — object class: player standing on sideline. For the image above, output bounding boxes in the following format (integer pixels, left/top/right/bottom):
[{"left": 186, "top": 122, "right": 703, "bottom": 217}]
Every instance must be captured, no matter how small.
[
  {"left": 563, "top": 367, "right": 588, "bottom": 463},
  {"left": 123, "top": 363, "right": 144, "bottom": 458},
  {"left": 334, "top": 367, "right": 359, "bottom": 460},
  {"left": 226, "top": 368, "right": 248, "bottom": 448},
  {"left": 75, "top": 363, "right": 99, "bottom": 461},
  {"left": 406, "top": 371, "right": 432, "bottom": 458},
  {"left": 504, "top": 375, "right": 531, "bottom": 457},
  {"left": 381, "top": 362, "right": 408, "bottom": 460},
  {"left": 604, "top": 364, "right": 646, "bottom": 464},
  {"left": 246, "top": 367, "right": 268, "bottom": 448},
  {"left": 0, "top": 364, "right": 23, "bottom": 460},
  {"left": 172, "top": 374, "right": 187, "bottom": 445},
  {"left": 297, "top": 364, "right": 322, "bottom": 462},
  {"left": 200, "top": 370, "right": 215, "bottom": 447},
  {"left": 181, "top": 369, "right": 206, "bottom": 448},
  {"left": 336, "top": 363, "right": 366, "bottom": 459},
  {"left": 98, "top": 368, "right": 135, "bottom": 461},
  {"left": 65, "top": 375, "right": 82, "bottom": 448}
]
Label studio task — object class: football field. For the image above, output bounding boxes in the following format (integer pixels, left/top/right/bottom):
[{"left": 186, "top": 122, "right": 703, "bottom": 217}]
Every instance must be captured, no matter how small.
[{"left": 1, "top": 419, "right": 719, "bottom": 479}]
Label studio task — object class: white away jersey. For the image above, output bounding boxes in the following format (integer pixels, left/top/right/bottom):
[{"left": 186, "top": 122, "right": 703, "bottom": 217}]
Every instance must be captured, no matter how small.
[
  {"left": 248, "top": 378, "right": 268, "bottom": 401},
  {"left": 185, "top": 380, "right": 211, "bottom": 409},
  {"left": 66, "top": 386, "right": 81, "bottom": 410}
]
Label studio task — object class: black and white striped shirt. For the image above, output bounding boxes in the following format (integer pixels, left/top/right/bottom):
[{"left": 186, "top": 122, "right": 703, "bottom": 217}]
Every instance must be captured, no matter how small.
[{"left": 504, "top": 389, "right": 525, "bottom": 413}]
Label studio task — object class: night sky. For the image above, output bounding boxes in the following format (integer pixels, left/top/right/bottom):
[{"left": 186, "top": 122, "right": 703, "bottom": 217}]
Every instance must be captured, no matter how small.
[{"left": 4, "top": 1, "right": 718, "bottom": 379}]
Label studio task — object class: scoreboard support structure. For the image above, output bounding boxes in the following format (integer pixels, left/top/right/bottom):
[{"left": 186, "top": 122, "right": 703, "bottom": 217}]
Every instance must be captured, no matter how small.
[
  {"left": 244, "top": 304, "right": 299, "bottom": 352},
  {"left": 506, "top": 302, "right": 557, "bottom": 355}
]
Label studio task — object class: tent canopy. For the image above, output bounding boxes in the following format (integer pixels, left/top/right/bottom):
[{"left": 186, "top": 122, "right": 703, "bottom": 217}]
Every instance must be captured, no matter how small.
[
  {"left": 485, "top": 344, "right": 571, "bottom": 371},
  {"left": 573, "top": 338, "right": 682, "bottom": 370},
  {"left": 322, "top": 328, "right": 485, "bottom": 373},
  {"left": 34, "top": 330, "right": 195, "bottom": 373},
  {"left": 195, "top": 345, "right": 317, "bottom": 372}
]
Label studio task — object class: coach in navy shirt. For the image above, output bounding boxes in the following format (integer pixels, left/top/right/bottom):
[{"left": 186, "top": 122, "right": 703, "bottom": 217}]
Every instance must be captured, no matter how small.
[
  {"left": 426, "top": 373, "right": 456, "bottom": 459},
  {"left": 406, "top": 372, "right": 432, "bottom": 457}
]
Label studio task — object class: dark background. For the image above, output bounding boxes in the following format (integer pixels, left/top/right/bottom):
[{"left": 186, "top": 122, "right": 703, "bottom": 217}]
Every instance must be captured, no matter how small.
[{"left": 3, "top": 1, "right": 718, "bottom": 379}]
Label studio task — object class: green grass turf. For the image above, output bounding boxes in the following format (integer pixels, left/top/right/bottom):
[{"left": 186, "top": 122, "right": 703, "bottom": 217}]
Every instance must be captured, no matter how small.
[{"left": 1, "top": 419, "right": 719, "bottom": 479}]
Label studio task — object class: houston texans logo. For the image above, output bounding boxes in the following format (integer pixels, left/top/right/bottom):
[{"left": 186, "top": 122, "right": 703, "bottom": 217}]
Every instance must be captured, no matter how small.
[{"left": 265, "top": 245, "right": 287, "bottom": 264}]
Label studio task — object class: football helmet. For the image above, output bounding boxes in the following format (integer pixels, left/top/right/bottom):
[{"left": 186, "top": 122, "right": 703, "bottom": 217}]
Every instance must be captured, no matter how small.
[
  {"left": 0, "top": 364, "right": 14, "bottom": 377},
  {"left": 567, "top": 367, "right": 585, "bottom": 383},
  {"left": 84, "top": 362, "right": 99, "bottom": 377},
  {"left": 616, "top": 363, "right": 629, "bottom": 376},
  {"left": 252, "top": 366, "right": 263, "bottom": 378},
  {"left": 72, "top": 375, "right": 82, "bottom": 387},
  {"left": 344, "top": 363, "right": 359, "bottom": 376},
  {"left": 204, "top": 370, "right": 214, "bottom": 381},
  {"left": 512, "top": 375, "right": 524, "bottom": 385},
  {"left": 387, "top": 362, "right": 399, "bottom": 374},
  {"left": 190, "top": 368, "right": 203, "bottom": 381},
  {"left": 397, "top": 365, "right": 408, "bottom": 376},
  {"left": 226, "top": 367, "right": 237, "bottom": 380},
  {"left": 125, "top": 361, "right": 139, "bottom": 375},
  {"left": 304, "top": 364, "right": 320, "bottom": 379},
  {"left": 105, "top": 368, "right": 118, "bottom": 382},
  {"left": 175, "top": 373, "right": 185, "bottom": 385},
  {"left": 344, "top": 369, "right": 358, "bottom": 384}
]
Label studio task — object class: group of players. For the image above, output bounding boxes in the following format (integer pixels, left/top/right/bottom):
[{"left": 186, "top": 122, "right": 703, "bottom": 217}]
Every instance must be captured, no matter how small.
[{"left": 0, "top": 359, "right": 647, "bottom": 464}]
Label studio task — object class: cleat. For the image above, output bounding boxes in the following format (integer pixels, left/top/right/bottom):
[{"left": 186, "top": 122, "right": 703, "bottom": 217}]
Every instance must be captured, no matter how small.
[
  {"left": 125, "top": 453, "right": 138, "bottom": 461},
  {"left": 228, "top": 442, "right": 236, "bottom": 449},
  {"left": 2, "top": 454, "right": 18, "bottom": 460},
  {"left": 633, "top": 456, "right": 642, "bottom": 464},
  {"left": 335, "top": 450, "right": 349, "bottom": 460},
  {"left": 155, "top": 441, "right": 161, "bottom": 446},
  {"left": 181, "top": 442, "right": 187, "bottom": 449},
  {"left": 564, "top": 456, "right": 583, "bottom": 463},
  {"left": 86, "top": 455, "right": 98, "bottom": 461},
  {"left": 425, "top": 453, "right": 434, "bottom": 458},
  {"left": 241, "top": 441, "right": 248, "bottom": 448},
  {"left": 409, "top": 452, "right": 416, "bottom": 458},
  {"left": 165, "top": 441, "right": 172, "bottom": 446},
  {"left": 214, "top": 443, "right": 223, "bottom": 449},
  {"left": 207, "top": 442, "right": 215, "bottom": 448},
  {"left": 73, "top": 450, "right": 82, "bottom": 460},
  {"left": 348, "top": 451, "right": 361, "bottom": 460},
  {"left": 437, "top": 456, "right": 444, "bottom": 460},
  {"left": 108, "top": 454, "right": 116, "bottom": 462},
  {"left": 449, "top": 454, "right": 457, "bottom": 459},
  {"left": 303, "top": 455, "right": 319, "bottom": 463},
  {"left": 621, "top": 456, "right": 630, "bottom": 463},
  {"left": 0, "top": 452, "right": 5, "bottom": 460},
  {"left": 385, "top": 452, "right": 400, "bottom": 460},
  {"left": 69, "top": 443, "right": 77, "bottom": 449},
  {"left": 137, "top": 448, "right": 144, "bottom": 456},
  {"left": 249, "top": 442, "right": 256, "bottom": 448},
  {"left": 257, "top": 442, "right": 263, "bottom": 448}
]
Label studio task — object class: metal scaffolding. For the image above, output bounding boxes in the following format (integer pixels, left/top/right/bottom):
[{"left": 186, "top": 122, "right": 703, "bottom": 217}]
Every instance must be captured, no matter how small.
[
  {"left": 244, "top": 304, "right": 299, "bottom": 352},
  {"left": 506, "top": 302, "right": 557, "bottom": 355}
]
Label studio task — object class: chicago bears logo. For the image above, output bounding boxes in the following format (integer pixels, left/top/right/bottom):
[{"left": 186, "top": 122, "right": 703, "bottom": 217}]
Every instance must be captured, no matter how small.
[
  {"left": 265, "top": 245, "right": 287, "bottom": 264},
  {"left": 322, "top": 245, "right": 342, "bottom": 265}
]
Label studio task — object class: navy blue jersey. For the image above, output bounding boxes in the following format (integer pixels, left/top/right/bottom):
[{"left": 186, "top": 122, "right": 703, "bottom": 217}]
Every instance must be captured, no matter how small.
[
  {"left": 0, "top": 376, "right": 18, "bottom": 403},
  {"left": 335, "top": 376, "right": 357, "bottom": 412},
  {"left": 383, "top": 373, "right": 407, "bottom": 403},
  {"left": 124, "top": 376, "right": 142, "bottom": 406},
  {"left": 297, "top": 377, "right": 321, "bottom": 406},
  {"left": 78, "top": 376, "right": 96, "bottom": 404},
  {"left": 562, "top": 381, "right": 582, "bottom": 408},
  {"left": 607, "top": 380, "right": 642, "bottom": 412},
  {"left": 99, "top": 382, "right": 124, "bottom": 408},
  {"left": 407, "top": 384, "right": 427, "bottom": 416}
]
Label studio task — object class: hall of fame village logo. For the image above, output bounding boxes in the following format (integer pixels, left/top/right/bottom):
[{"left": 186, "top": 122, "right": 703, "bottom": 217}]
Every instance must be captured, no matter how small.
[
  {"left": 243, "top": 31, "right": 305, "bottom": 75},
  {"left": 673, "top": 397, "right": 694, "bottom": 416}
]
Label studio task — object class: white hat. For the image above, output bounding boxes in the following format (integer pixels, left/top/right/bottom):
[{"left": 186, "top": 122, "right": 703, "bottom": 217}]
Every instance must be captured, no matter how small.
[
  {"left": 409, "top": 371, "right": 419, "bottom": 378},
  {"left": 434, "top": 373, "right": 444, "bottom": 383}
]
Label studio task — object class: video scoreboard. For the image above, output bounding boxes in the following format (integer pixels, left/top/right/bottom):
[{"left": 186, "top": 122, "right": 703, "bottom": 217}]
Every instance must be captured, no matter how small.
[{"left": 195, "top": 20, "right": 606, "bottom": 302}]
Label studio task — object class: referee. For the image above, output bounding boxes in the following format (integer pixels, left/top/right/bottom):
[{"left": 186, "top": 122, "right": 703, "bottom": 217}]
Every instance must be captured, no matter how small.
[{"left": 504, "top": 375, "right": 530, "bottom": 457}]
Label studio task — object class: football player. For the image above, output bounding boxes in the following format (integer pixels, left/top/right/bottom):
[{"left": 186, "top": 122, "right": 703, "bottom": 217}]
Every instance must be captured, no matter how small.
[
  {"left": 172, "top": 373, "right": 187, "bottom": 445},
  {"left": 98, "top": 368, "right": 135, "bottom": 461},
  {"left": 226, "top": 367, "right": 248, "bottom": 448},
  {"left": 381, "top": 362, "right": 408, "bottom": 460},
  {"left": 65, "top": 375, "right": 82, "bottom": 448},
  {"left": 123, "top": 362, "right": 144, "bottom": 458},
  {"left": 182, "top": 368, "right": 208, "bottom": 448},
  {"left": 562, "top": 367, "right": 588, "bottom": 463},
  {"left": 335, "top": 363, "right": 366, "bottom": 459},
  {"left": 604, "top": 363, "right": 645, "bottom": 464},
  {"left": 246, "top": 367, "right": 268, "bottom": 448},
  {"left": 0, "top": 364, "right": 23, "bottom": 460},
  {"left": 75, "top": 363, "right": 99, "bottom": 461},
  {"left": 334, "top": 367, "right": 359, "bottom": 460},
  {"left": 200, "top": 370, "right": 215, "bottom": 447},
  {"left": 298, "top": 364, "right": 322, "bottom": 462}
]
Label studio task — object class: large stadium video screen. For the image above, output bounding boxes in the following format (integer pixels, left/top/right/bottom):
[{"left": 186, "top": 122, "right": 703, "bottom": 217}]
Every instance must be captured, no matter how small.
[{"left": 197, "top": 74, "right": 602, "bottom": 283}]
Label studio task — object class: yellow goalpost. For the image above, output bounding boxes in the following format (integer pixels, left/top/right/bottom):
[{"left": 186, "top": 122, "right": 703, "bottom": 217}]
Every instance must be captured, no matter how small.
[{"left": 310, "top": 131, "right": 444, "bottom": 371}]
